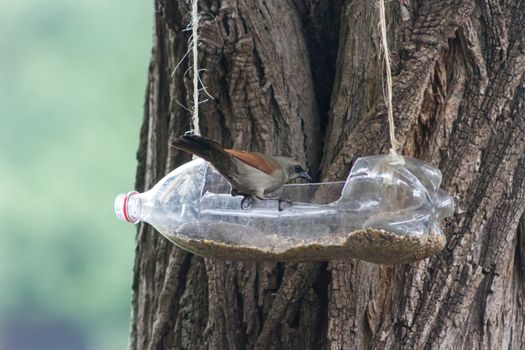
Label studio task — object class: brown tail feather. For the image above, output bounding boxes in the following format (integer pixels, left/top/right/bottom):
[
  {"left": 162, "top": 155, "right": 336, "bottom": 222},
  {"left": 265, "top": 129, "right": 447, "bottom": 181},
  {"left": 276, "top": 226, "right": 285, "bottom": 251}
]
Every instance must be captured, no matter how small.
[{"left": 169, "top": 135, "right": 228, "bottom": 162}]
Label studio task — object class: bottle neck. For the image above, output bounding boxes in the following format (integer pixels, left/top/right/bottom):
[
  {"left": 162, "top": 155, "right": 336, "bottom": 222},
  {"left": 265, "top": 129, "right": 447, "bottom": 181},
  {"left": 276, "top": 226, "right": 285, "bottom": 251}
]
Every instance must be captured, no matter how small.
[{"left": 114, "top": 191, "right": 142, "bottom": 224}]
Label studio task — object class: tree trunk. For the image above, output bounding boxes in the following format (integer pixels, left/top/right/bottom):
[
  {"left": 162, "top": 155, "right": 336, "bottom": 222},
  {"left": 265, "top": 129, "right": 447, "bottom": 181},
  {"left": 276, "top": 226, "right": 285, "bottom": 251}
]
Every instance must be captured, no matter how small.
[{"left": 129, "top": 0, "right": 525, "bottom": 349}]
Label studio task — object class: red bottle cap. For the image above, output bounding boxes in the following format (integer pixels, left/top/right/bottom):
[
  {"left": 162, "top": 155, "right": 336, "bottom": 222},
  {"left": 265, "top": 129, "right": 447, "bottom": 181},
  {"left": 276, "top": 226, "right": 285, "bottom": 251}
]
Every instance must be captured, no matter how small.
[{"left": 114, "top": 191, "right": 139, "bottom": 223}]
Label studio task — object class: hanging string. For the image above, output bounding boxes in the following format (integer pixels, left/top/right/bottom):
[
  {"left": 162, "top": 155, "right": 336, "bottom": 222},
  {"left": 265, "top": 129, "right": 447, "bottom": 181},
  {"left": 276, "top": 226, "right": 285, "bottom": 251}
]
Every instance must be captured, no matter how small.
[
  {"left": 378, "top": 0, "right": 398, "bottom": 155},
  {"left": 191, "top": 0, "right": 201, "bottom": 135}
]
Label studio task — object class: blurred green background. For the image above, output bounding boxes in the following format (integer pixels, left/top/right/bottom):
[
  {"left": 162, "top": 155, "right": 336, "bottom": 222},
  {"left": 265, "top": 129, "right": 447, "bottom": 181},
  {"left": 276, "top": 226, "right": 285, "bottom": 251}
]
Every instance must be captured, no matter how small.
[{"left": 0, "top": 0, "right": 151, "bottom": 349}]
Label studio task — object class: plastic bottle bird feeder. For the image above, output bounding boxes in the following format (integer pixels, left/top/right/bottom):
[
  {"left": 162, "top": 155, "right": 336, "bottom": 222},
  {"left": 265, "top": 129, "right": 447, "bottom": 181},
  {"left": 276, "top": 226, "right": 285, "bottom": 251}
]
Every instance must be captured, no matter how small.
[
  {"left": 112, "top": 0, "right": 448, "bottom": 264},
  {"left": 115, "top": 155, "right": 454, "bottom": 264}
]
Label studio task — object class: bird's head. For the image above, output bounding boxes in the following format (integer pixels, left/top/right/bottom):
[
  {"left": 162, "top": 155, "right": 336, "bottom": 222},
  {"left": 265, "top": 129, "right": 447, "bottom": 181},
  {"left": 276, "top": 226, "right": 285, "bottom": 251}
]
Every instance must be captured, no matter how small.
[{"left": 275, "top": 157, "right": 313, "bottom": 182}]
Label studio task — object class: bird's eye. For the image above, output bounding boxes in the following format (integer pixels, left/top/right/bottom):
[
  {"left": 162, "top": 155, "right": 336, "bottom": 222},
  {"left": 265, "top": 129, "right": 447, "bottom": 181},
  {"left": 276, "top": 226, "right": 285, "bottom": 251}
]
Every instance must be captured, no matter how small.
[{"left": 294, "top": 165, "right": 302, "bottom": 172}]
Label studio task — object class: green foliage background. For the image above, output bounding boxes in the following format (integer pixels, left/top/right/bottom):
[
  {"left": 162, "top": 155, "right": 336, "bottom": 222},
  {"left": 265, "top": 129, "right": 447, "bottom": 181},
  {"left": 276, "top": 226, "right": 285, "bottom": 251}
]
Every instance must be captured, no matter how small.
[{"left": 0, "top": 0, "right": 151, "bottom": 348}]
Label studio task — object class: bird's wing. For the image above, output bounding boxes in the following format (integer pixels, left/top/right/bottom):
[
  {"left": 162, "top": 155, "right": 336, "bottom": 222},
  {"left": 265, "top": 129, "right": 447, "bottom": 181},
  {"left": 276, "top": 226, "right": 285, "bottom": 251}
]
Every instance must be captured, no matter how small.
[
  {"left": 170, "top": 135, "right": 277, "bottom": 177},
  {"left": 225, "top": 149, "right": 278, "bottom": 175}
]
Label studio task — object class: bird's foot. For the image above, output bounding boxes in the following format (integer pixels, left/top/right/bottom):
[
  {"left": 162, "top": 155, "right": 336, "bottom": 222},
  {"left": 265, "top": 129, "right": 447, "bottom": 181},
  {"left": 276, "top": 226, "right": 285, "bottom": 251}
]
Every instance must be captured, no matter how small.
[
  {"left": 260, "top": 196, "right": 292, "bottom": 211},
  {"left": 277, "top": 199, "right": 292, "bottom": 211},
  {"left": 240, "top": 195, "right": 253, "bottom": 210}
]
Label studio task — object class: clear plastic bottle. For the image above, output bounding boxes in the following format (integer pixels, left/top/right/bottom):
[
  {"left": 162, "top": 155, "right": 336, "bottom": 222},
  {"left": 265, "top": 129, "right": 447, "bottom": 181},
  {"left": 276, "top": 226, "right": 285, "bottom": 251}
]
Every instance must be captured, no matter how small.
[{"left": 114, "top": 155, "right": 454, "bottom": 263}]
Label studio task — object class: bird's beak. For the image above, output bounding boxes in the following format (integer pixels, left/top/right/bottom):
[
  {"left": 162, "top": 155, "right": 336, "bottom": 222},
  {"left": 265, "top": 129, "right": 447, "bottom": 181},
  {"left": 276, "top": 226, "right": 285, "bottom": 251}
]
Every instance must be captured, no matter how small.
[{"left": 299, "top": 171, "right": 313, "bottom": 182}]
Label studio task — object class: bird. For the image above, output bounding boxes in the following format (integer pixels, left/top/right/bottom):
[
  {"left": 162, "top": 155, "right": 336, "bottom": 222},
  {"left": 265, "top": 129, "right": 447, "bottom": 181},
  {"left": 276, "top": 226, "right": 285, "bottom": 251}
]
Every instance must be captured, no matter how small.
[{"left": 170, "top": 134, "right": 312, "bottom": 208}]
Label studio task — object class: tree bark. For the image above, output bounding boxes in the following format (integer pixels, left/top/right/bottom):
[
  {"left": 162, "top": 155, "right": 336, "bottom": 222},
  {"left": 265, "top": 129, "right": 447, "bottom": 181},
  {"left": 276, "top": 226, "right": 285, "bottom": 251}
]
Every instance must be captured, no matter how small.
[{"left": 129, "top": 0, "right": 525, "bottom": 349}]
